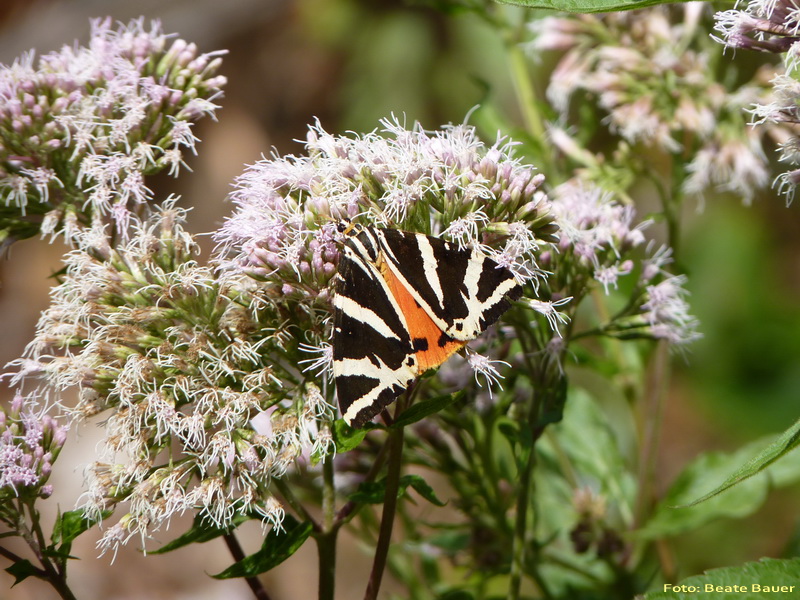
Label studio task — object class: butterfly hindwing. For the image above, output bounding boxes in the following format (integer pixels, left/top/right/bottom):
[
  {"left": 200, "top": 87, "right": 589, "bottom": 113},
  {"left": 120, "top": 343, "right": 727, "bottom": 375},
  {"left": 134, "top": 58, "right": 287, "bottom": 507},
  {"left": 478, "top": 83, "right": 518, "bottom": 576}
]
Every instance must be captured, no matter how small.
[{"left": 333, "top": 225, "right": 523, "bottom": 427}]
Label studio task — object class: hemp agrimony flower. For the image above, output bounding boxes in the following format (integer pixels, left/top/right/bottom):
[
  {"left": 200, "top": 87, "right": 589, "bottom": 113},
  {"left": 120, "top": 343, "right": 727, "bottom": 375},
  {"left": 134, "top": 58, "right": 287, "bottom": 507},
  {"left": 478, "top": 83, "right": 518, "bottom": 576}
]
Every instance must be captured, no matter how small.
[
  {"left": 214, "top": 118, "right": 560, "bottom": 396},
  {"left": 533, "top": 6, "right": 779, "bottom": 203},
  {"left": 11, "top": 201, "right": 336, "bottom": 555},
  {"left": 0, "top": 392, "right": 66, "bottom": 502},
  {"left": 544, "top": 180, "right": 699, "bottom": 347},
  {"left": 0, "top": 17, "right": 226, "bottom": 246},
  {"left": 714, "top": 0, "right": 800, "bottom": 202}
]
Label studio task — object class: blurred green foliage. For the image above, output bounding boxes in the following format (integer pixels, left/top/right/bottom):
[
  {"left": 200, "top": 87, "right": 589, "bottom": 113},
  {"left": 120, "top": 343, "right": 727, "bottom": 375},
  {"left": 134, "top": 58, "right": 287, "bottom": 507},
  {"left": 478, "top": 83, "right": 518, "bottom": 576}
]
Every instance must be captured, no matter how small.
[
  {"left": 293, "top": 0, "right": 800, "bottom": 587},
  {"left": 682, "top": 201, "right": 800, "bottom": 437}
]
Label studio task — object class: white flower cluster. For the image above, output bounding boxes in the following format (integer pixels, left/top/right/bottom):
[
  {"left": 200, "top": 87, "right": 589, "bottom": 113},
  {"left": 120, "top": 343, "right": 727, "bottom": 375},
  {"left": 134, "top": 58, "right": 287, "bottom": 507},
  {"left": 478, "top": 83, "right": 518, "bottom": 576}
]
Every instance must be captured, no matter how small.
[
  {"left": 714, "top": 0, "right": 800, "bottom": 203},
  {"left": 215, "top": 118, "right": 557, "bottom": 290},
  {"left": 0, "top": 17, "right": 226, "bottom": 243},
  {"left": 547, "top": 181, "right": 699, "bottom": 346},
  {"left": 10, "top": 204, "right": 335, "bottom": 555}
]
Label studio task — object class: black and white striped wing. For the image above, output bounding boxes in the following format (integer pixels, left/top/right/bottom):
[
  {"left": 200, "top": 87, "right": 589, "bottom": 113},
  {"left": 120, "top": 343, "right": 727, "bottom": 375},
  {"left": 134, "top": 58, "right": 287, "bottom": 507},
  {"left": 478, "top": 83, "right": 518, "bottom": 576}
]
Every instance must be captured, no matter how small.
[
  {"left": 375, "top": 228, "right": 523, "bottom": 341},
  {"left": 332, "top": 240, "right": 417, "bottom": 428}
]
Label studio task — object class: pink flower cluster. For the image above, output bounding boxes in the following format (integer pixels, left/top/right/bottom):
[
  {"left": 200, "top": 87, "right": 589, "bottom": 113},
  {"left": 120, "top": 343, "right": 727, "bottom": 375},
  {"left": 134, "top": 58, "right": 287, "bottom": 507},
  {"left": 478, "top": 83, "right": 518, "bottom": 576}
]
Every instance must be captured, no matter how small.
[{"left": 0, "top": 392, "right": 67, "bottom": 499}]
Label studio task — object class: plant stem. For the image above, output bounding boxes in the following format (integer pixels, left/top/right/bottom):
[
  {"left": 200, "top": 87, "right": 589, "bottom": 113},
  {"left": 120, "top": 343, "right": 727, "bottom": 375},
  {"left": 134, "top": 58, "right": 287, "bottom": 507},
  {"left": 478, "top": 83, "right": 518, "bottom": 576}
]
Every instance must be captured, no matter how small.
[
  {"left": 317, "top": 455, "right": 338, "bottom": 600},
  {"left": 363, "top": 425, "right": 405, "bottom": 600},
  {"left": 508, "top": 382, "right": 553, "bottom": 600},
  {"left": 633, "top": 341, "right": 669, "bottom": 530},
  {"left": 508, "top": 41, "right": 546, "bottom": 143},
  {"left": 223, "top": 532, "right": 272, "bottom": 600},
  {"left": 13, "top": 500, "right": 78, "bottom": 600},
  {"left": 316, "top": 529, "right": 338, "bottom": 600},
  {"left": 508, "top": 440, "right": 535, "bottom": 600}
]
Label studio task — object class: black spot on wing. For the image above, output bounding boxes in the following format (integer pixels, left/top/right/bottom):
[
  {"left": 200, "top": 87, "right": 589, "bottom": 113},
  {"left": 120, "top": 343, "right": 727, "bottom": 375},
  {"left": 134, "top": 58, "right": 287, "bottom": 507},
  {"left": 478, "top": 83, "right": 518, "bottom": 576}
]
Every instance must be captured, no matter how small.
[
  {"left": 412, "top": 337, "right": 429, "bottom": 352},
  {"left": 437, "top": 331, "right": 456, "bottom": 348}
]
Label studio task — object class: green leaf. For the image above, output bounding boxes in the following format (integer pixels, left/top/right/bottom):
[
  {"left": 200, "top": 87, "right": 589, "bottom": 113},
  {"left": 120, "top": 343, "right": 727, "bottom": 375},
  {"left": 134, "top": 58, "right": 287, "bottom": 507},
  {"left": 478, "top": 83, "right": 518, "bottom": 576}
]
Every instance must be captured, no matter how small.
[
  {"left": 643, "top": 557, "right": 800, "bottom": 599},
  {"left": 537, "top": 373, "right": 567, "bottom": 428},
  {"left": 5, "top": 560, "right": 40, "bottom": 586},
  {"left": 348, "top": 474, "right": 446, "bottom": 506},
  {"left": 51, "top": 508, "right": 105, "bottom": 546},
  {"left": 392, "top": 391, "right": 465, "bottom": 429},
  {"left": 637, "top": 420, "right": 800, "bottom": 539},
  {"left": 153, "top": 512, "right": 253, "bottom": 554},
  {"left": 637, "top": 446, "right": 770, "bottom": 540},
  {"left": 348, "top": 480, "right": 387, "bottom": 504},
  {"left": 426, "top": 530, "right": 470, "bottom": 553},
  {"left": 212, "top": 516, "right": 313, "bottom": 579},
  {"left": 49, "top": 508, "right": 110, "bottom": 559},
  {"left": 494, "top": 0, "right": 685, "bottom": 13},
  {"left": 403, "top": 474, "right": 447, "bottom": 506},
  {"left": 497, "top": 420, "right": 520, "bottom": 445},
  {"left": 332, "top": 419, "right": 376, "bottom": 452},
  {"left": 540, "top": 388, "right": 634, "bottom": 509},
  {"left": 684, "top": 416, "right": 800, "bottom": 506}
]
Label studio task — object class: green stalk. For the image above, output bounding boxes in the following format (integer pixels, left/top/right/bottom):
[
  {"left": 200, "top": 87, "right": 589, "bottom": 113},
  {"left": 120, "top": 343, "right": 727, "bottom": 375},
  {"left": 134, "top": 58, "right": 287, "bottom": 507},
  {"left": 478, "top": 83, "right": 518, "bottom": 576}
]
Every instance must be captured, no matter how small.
[
  {"left": 508, "top": 42, "right": 546, "bottom": 143},
  {"left": 507, "top": 382, "right": 552, "bottom": 600},
  {"left": 631, "top": 341, "right": 672, "bottom": 574},
  {"left": 317, "top": 457, "right": 338, "bottom": 600},
  {"left": 223, "top": 532, "right": 272, "bottom": 600},
  {"left": 18, "top": 499, "right": 78, "bottom": 600},
  {"left": 508, "top": 441, "right": 535, "bottom": 600},
  {"left": 363, "top": 425, "right": 405, "bottom": 600}
]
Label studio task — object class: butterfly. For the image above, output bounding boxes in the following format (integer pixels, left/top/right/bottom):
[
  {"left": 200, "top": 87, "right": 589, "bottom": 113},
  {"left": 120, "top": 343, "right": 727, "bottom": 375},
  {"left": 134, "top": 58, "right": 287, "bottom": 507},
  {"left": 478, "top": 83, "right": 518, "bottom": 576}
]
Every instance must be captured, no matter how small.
[{"left": 332, "top": 224, "right": 521, "bottom": 427}]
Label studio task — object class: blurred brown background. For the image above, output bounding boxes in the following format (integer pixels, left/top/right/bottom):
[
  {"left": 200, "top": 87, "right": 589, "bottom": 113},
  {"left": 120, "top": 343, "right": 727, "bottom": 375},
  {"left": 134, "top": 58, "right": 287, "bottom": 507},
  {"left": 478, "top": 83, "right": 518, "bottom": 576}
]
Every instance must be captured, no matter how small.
[
  {"left": 0, "top": 1, "right": 515, "bottom": 598},
  {"left": 0, "top": 1, "right": 351, "bottom": 598},
  {"left": 2, "top": 1, "right": 800, "bottom": 599}
]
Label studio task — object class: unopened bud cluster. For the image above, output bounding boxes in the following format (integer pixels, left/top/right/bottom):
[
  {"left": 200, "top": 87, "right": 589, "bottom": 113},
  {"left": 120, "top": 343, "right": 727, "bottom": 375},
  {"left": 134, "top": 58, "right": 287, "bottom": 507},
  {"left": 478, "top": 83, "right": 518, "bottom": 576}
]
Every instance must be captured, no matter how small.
[
  {"left": 544, "top": 181, "right": 699, "bottom": 346},
  {"left": 0, "top": 392, "right": 67, "bottom": 501},
  {"left": 534, "top": 6, "right": 779, "bottom": 203},
  {"left": 215, "top": 118, "right": 558, "bottom": 294}
]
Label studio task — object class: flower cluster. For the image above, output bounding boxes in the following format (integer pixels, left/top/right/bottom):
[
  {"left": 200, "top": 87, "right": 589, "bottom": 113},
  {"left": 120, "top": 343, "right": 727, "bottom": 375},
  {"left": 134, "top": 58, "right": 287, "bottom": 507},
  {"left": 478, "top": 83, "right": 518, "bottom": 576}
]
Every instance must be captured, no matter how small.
[
  {"left": 532, "top": 6, "right": 779, "bottom": 203},
  {"left": 715, "top": 0, "right": 800, "bottom": 202},
  {"left": 714, "top": 0, "right": 800, "bottom": 53},
  {"left": 0, "top": 17, "right": 226, "bottom": 246},
  {"left": 10, "top": 202, "right": 334, "bottom": 554},
  {"left": 214, "top": 118, "right": 560, "bottom": 387},
  {"left": 215, "top": 118, "right": 558, "bottom": 287},
  {"left": 0, "top": 392, "right": 67, "bottom": 502},
  {"left": 544, "top": 181, "right": 699, "bottom": 346}
]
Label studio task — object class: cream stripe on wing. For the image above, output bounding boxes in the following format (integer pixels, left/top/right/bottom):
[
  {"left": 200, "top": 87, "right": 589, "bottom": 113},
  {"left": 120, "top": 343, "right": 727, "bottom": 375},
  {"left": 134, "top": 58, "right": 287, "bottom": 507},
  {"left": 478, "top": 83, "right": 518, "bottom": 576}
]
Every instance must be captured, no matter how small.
[
  {"left": 340, "top": 359, "right": 415, "bottom": 423},
  {"left": 334, "top": 356, "right": 415, "bottom": 380},
  {"left": 416, "top": 234, "right": 445, "bottom": 309},
  {"left": 377, "top": 233, "right": 451, "bottom": 334},
  {"left": 333, "top": 295, "right": 402, "bottom": 341}
]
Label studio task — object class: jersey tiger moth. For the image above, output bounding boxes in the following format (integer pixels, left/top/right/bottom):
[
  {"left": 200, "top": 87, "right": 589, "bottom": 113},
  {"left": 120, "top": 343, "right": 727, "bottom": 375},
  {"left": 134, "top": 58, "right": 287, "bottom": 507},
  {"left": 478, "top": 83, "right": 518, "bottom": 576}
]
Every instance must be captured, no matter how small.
[{"left": 332, "top": 223, "right": 523, "bottom": 428}]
